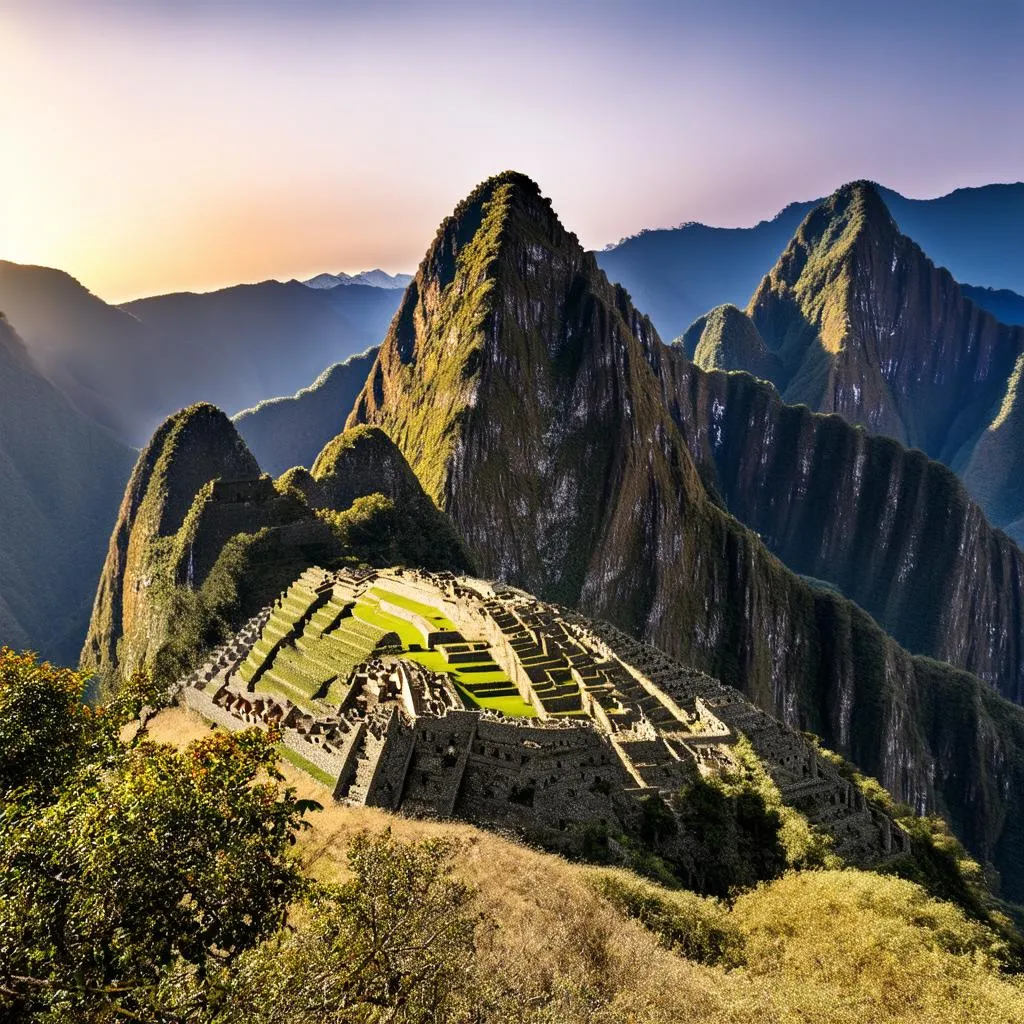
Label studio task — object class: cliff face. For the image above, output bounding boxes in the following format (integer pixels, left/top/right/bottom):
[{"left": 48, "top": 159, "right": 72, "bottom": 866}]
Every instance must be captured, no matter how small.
[
  {"left": 660, "top": 354, "right": 1024, "bottom": 705},
  {"left": 747, "top": 181, "right": 1024, "bottom": 476},
  {"left": 0, "top": 315, "right": 134, "bottom": 663},
  {"left": 81, "top": 403, "right": 263, "bottom": 681},
  {"left": 346, "top": 173, "right": 1024, "bottom": 898}
]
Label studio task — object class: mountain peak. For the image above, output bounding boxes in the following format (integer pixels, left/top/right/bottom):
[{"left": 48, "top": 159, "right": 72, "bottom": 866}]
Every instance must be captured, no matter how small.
[
  {"left": 786, "top": 180, "right": 898, "bottom": 267},
  {"left": 747, "top": 179, "right": 1024, "bottom": 459}
]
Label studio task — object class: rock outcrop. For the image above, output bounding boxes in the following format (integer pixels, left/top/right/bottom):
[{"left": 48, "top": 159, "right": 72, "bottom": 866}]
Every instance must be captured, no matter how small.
[
  {"left": 81, "top": 403, "right": 265, "bottom": 680},
  {"left": 346, "top": 172, "right": 1024, "bottom": 898}
]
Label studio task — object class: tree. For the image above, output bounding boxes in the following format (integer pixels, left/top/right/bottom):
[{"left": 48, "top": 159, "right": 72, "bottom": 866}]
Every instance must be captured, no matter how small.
[
  {"left": 0, "top": 655, "right": 308, "bottom": 1023},
  {"left": 0, "top": 647, "right": 88, "bottom": 801},
  {"left": 220, "top": 830, "right": 478, "bottom": 1024}
]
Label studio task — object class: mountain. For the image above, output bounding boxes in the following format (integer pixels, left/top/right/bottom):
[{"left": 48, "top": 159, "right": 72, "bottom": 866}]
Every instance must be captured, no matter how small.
[
  {"left": 0, "top": 313, "right": 134, "bottom": 664},
  {"left": 878, "top": 183, "right": 1024, "bottom": 297},
  {"left": 344, "top": 171, "right": 1024, "bottom": 899},
  {"left": 304, "top": 269, "right": 413, "bottom": 290},
  {"left": 683, "top": 183, "right": 1024, "bottom": 542},
  {"left": 0, "top": 261, "right": 402, "bottom": 446},
  {"left": 745, "top": 182, "right": 1024, "bottom": 465},
  {"left": 598, "top": 182, "right": 1024, "bottom": 344},
  {"left": 81, "top": 403, "right": 266, "bottom": 682},
  {"left": 120, "top": 280, "right": 401, "bottom": 438},
  {"left": 82, "top": 405, "right": 471, "bottom": 687},
  {"left": 662, "top": 344, "right": 1024, "bottom": 704},
  {"left": 596, "top": 201, "right": 815, "bottom": 345},
  {"left": 233, "top": 347, "right": 379, "bottom": 475},
  {"left": 682, "top": 304, "right": 781, "bottom": 380},
  {"left": 961, "top": 285, "right": 1024, "bottom": 327}
]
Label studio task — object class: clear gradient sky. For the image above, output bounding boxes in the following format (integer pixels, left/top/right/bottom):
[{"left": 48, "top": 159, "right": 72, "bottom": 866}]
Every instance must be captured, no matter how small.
[{"left": 2, "top": 0, "right": 1022, "bottom": 302}]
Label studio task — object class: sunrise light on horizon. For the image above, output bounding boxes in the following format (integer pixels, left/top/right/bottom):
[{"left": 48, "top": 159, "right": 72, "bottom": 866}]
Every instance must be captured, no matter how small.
[{"left": 2, "top": 0, "right": 1022, "bottom": 303}]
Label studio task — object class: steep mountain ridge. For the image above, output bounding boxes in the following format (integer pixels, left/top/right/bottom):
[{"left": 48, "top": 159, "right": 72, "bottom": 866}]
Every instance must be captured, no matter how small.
[
  {"left": 747, "top": 182, "right": 1024, "bottom": 464},
  {"left": 686, "top": 184, "right": 1024, "bottom": 540},
  {"left": 597, "top": 182, "right": 1024, "bottom": 345},
  {"left": 659, "top": 349, "right": 1024, "bottom": 705},
  {"left": 81, "top": 404, "right": 264, "bottom": 681},
  {"left": 345, "top": 173, "right": 1024, "bottom": 897},
  {"left": 0, "top": 314, "right": 134, "bottom": 663}
]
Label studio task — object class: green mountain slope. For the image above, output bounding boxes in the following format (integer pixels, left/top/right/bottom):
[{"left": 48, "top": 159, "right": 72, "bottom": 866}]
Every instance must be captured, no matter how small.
[
  {"left": 0, "top": 315, "right": 134, "bottom": 664},
  {"left": 82, "top": 407, "right": 471, "bottom": 687},
  {"left": 345, "top": 172, "right": 1024, "bottom": 899}
]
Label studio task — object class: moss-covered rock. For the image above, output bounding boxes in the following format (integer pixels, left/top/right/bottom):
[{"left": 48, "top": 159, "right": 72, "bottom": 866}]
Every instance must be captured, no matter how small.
[{"left": 684, "top": 304, "right": 780, "bottom": 381}]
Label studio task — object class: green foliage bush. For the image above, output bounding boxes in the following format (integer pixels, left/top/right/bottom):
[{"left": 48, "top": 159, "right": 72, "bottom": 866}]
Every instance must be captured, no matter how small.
[
  {"left": 0, "top": 650, "right": 308, "bottom": 1021},
  {"left": 218, "top": 830, "right": 478, "bottom": 1024},
  {"left": 588, "top": 870, "right": 744, "bottom": 968}
]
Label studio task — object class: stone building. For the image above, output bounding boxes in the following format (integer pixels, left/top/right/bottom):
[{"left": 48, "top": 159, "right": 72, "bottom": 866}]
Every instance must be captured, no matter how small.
[{"left": 180, "top": 565, "right": 909, "bottom": 865}]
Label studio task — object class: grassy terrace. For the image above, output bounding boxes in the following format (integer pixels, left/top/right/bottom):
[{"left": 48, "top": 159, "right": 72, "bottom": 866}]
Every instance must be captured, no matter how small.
[
  {"left": 238, "top": 581, "right": 537, "bottom": 719},
  {"left": 357, "top": 588, "right": 536, "bottom": 718}
]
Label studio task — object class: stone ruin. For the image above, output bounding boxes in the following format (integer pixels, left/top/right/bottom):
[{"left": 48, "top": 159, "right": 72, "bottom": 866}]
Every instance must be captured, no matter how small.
[{"left": 179, "top": 565, "right": 910, "bottom": 866}]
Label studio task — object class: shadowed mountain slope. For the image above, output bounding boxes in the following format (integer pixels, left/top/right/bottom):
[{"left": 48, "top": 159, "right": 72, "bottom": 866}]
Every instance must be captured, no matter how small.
[
  {"left": 660, "top": 351, "right": 1024, "bottom": 705},
  {"left": 233, "top": 347, "right": 380, "bottom": 475},
  {"left": 0, "top": 315, "right": 134, "bottom": 663}
]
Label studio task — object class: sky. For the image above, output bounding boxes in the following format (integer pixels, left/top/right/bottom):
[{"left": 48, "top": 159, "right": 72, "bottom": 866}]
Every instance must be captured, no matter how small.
[{"left": 1, "top": 0, "right": 1022, "bottom": 302}]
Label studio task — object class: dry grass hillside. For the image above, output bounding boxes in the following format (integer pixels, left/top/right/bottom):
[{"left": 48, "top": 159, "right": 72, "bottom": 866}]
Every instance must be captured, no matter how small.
[{"left": 148, "top": 707, "right": 1024, "bottom": 1023}]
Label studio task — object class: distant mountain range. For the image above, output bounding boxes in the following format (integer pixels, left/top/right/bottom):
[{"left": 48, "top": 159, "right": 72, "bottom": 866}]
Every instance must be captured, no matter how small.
[
  {"left": 597, "top": 182, "right": 1024, "bottom": 343},
  {"left": 233, "top": 348, "right": 379, "bottom": 475},
  {"left": 303, "top": 269, "right": 413, "bottom": 290},
  {"left": 0, "top": 262, "right": 403, "bottom": 447}
]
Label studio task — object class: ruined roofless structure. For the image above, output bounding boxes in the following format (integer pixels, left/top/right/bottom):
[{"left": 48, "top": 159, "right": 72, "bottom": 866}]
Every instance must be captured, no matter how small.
[{"left": 179, "top": 566, "right": 908, "bottom": 866}]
